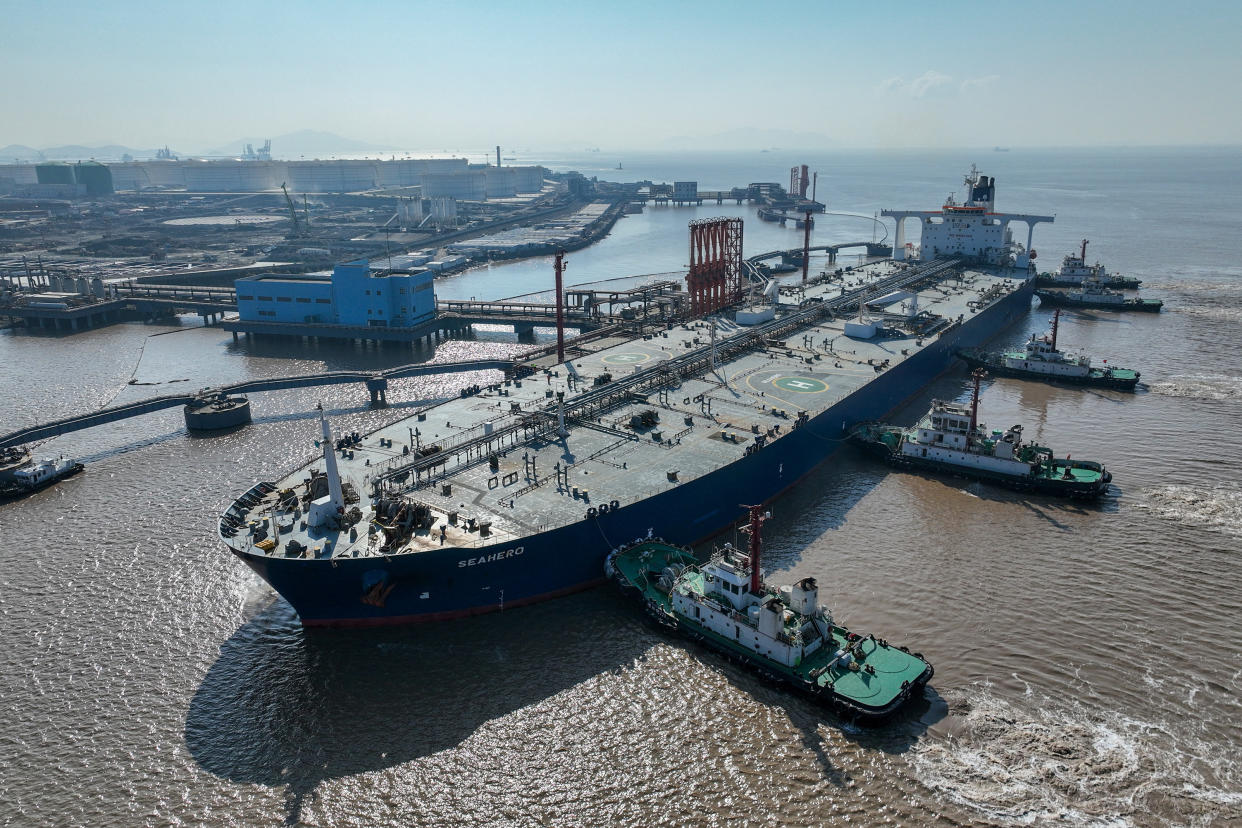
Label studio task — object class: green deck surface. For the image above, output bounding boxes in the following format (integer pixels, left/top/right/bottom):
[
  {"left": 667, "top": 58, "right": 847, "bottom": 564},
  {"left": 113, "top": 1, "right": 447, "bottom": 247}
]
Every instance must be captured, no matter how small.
[{"left": 612, "top": 543, "right": 930, "bottom": 709}]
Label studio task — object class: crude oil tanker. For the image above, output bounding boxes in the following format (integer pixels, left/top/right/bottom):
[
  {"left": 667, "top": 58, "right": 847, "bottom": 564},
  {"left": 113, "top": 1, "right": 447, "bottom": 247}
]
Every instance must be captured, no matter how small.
[{"left": 220, "top": 169, "right": 1046, "bottom": 626}]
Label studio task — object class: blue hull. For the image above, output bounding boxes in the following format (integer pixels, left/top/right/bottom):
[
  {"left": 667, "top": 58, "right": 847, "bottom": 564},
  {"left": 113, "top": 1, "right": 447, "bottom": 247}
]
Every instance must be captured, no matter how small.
[{"left": 234, "top": 282, "right": 1034, "bottom": 626}]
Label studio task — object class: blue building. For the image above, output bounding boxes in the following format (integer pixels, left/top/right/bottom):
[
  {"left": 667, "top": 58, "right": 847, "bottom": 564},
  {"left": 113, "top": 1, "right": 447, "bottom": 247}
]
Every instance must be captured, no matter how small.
[{"left": 235, "top": 260, "right": 435, "bottom": 328}]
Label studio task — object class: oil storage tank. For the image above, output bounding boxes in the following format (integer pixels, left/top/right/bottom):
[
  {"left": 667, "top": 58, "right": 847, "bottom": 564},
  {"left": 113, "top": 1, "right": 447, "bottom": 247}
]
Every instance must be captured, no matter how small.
[
  {"left": 74, "top": 161, "right": 114, "bottom": 195},
  {"left": 287, "top": 160, "right": 378, "bottom": 193}
]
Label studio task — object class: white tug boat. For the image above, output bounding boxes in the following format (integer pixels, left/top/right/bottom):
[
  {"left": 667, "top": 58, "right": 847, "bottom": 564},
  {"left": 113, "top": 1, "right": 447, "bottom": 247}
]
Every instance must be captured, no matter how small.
[
  {"left": 957, "top": 309, "right": 1140, "bottom": 389},
  {"left": 0, "top": 447, "right": 84, "bottom": 499},
  {"left": 850, "top": 370, "right": 1113, "bottom": 498},
  {"left": 1037, "top": 240, "right": 1142, "bottom": 288}
]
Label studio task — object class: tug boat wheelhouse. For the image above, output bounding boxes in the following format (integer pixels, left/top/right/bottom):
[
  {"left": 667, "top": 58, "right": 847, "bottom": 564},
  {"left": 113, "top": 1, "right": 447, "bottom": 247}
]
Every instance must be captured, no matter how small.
[
  {"left": 957, "top": 309, "right": 1139, "bottom": 390},
  {"left": 607, "top": 506, "right": 933, "bottom": 722},
  {"left": 849, "top": 370, "right": 1112, "bottom": 498}
]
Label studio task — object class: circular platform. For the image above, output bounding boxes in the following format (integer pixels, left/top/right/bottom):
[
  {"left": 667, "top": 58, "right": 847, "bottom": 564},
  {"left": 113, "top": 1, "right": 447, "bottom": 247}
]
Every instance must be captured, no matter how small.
[
  {"left": 601, "top": 352, "right": 653, "bottom": 366},
  {"left": 742, "top": 370, "right": 834, "bottom": 405},
  {"left": 184, "top": 396, "right": 252, "bottom": 430}
]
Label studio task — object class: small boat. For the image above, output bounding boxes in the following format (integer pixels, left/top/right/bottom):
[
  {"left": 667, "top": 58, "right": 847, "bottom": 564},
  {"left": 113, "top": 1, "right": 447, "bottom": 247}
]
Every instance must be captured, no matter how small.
[
  {"left": 957, "top": 309, "right": 1139, "bottom": 390},
  {"left": 1034, "top": 240, "right": 1141, "bottom": 289},
  {"left": 0, "top": 448, "right": 84, "bottom": 499},
  {"left": 1035, "top": 272, "right": 1162, "bottom": 312},
  {"left": 607, "top": 506, "right": 933, "bottom": 723},
  {"left": 849, "top": 370, "right": 1112, "bottom": 498}
]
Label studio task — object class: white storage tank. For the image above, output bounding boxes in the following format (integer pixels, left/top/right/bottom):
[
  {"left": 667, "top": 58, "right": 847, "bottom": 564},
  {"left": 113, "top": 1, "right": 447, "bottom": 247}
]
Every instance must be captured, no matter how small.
[{"left": 287, "top": 160, "right": 378, "bottom": 193}]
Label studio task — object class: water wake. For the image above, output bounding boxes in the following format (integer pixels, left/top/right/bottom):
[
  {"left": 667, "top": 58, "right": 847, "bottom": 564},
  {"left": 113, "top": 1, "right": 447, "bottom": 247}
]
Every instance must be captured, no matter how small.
[
  {"left": 1147, "top": 374, "right": 1242, "bottom": 401},
  {"left": 910, "top": 685, "right": 1242, "bottom": 826},
  {"left": 1136, "top": 483, "right": 1242, "bottom": 539}
]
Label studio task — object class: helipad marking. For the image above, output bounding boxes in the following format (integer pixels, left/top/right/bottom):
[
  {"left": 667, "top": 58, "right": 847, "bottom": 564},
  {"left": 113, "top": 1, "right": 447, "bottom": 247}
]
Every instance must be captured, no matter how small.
[
  {"left": 602, "top": 352, "right": 651, "bottom": 365},
  {"left": 771, "top": 376, "right": 829, "bottom": 393}
]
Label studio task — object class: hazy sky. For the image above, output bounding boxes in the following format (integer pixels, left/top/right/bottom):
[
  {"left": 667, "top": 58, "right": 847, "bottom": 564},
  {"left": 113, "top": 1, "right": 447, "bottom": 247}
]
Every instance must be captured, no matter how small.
[{"left": 2, "top": 0, "right": 1238, "bottom": 151}]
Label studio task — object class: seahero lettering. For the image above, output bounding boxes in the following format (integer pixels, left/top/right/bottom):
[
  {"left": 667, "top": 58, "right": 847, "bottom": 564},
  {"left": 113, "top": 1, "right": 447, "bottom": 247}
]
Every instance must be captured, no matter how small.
[{"left": 458, "top": 546, "right": 525, "bottom": 567}]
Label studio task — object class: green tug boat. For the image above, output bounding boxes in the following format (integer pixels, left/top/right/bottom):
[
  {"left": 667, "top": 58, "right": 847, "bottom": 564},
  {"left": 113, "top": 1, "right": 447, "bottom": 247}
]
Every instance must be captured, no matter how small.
[
  {"left": 957, "top": 309, "right": 1140, "bottom": 390},
  {"left": 849, "top": 369, "right": 1113, "bottom": 499},
  {"left": 607, "top": 506, "right": 933, "bottom": 723}
]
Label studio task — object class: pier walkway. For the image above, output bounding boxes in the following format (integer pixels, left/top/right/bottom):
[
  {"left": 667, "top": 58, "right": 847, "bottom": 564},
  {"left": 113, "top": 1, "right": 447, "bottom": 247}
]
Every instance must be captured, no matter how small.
[
  {"left": 748, "top": 241, "right": 893, "bottom": 267},
  {"left": 0, "top": 358, "right": 516, "bottom": 449}
]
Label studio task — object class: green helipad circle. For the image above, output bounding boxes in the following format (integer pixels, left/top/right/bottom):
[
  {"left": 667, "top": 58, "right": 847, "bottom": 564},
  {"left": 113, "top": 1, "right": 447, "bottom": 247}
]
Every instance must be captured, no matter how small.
[
  {"left": 772, "top": 376, "right": 828, "bottom": 393},
  {"left": 602, "top": 352, "right": 651, "bottom": 365}
]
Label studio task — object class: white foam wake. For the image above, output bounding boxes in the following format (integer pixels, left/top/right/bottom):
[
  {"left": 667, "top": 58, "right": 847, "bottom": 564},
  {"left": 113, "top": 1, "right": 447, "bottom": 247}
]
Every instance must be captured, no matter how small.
[
  {"left": 1136, "top": 483, "right": 1242, "bottom": 539},
  {"left": 909, "top": 684, "right": 1242, "bottom": 826}
]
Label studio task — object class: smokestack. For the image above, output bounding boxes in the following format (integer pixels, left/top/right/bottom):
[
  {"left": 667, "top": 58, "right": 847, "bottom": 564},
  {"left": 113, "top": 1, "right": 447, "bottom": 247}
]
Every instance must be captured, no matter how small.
[{"left": 496, "top": 145, "right": 501, "bottom": 167}]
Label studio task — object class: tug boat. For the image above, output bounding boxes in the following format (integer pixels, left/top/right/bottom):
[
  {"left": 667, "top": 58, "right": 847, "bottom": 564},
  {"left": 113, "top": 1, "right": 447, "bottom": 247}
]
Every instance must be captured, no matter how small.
[
  {"left": 849, "top": 370, "right": 1112, "bottom": 498},
  {"left": 957, "top": 309, "right": 1140, "bottom": 390},
  {"left": 1035, "top": 240, "right": 1142, "bottom": 288},
  {"left": 1035, "top": 273, "right": 1162, "bottom": 312},
  {"left": 0, "top": 447, "right": 84, "bottom": 499},
  {"left": 607, "top": 506, "right": 934, "bottom": 723}
]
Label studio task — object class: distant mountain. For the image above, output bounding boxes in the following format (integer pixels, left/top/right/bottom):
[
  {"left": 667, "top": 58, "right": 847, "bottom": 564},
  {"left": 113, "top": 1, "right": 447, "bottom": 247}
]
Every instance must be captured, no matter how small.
[
  {"left": 205, "top": 130, "right": 391, "bottom": 159},
  {"left": 660, "top": 127, "right": 834, "bottom": 151},
  {"left": 0, "top": 143, "right": 167, "bottom": 162}
]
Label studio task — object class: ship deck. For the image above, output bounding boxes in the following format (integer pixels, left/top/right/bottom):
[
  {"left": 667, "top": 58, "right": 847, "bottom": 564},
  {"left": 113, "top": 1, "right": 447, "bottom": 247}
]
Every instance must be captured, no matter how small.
[{"left": 225, "top": 260, "right": 1031, "bottom": 562}]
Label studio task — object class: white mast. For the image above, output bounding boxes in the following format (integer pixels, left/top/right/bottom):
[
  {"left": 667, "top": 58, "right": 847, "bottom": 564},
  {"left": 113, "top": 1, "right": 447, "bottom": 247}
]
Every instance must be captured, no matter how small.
[{"left": 319, "top": 404, "right": 344, "bottom": 512}]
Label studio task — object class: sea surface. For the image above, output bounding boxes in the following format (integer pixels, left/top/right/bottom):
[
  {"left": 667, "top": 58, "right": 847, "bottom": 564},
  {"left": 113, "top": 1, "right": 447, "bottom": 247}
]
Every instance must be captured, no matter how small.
[{"left": 1, "top": 147, "right": 1240, "bottom": 827}]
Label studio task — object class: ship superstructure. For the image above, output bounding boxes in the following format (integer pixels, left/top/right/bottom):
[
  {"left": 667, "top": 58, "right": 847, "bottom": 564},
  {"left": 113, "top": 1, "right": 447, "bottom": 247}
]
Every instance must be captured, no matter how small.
[{"left": 882, "top": 165, "right": 1054, "bottom": 268}]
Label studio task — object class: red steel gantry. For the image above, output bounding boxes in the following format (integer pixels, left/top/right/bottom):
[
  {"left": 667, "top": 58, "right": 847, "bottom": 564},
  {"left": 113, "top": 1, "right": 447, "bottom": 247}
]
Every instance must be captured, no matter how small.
[{"left": 686, "top": 217, "right": 743, "bottom": 317}]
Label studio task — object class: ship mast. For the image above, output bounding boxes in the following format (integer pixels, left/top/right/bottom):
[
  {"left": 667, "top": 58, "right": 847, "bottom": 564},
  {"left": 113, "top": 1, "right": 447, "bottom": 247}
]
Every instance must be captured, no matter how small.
[
  {"left": 740, "top": 504, "right": 769, "bottom": 594},
  {"left": 1080, "top": 238, "right": 1088, "bottom": 263},
  {"left": 969, "top": 369, "right": 986, "bottom": 437},
  {"left": 1051, "top": 308, "right": 1061, "bottom": 351},
  {"left": 318, "top": 403, "right": 344, "bottom": 513}
]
